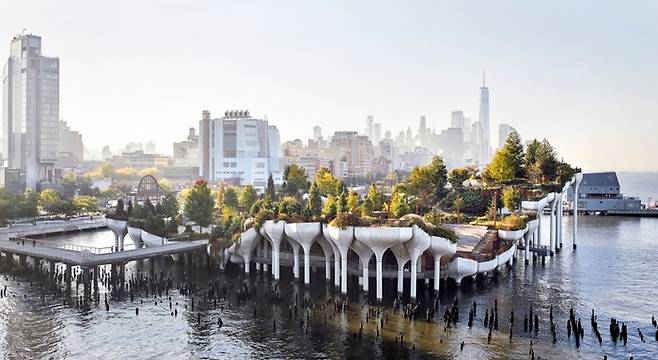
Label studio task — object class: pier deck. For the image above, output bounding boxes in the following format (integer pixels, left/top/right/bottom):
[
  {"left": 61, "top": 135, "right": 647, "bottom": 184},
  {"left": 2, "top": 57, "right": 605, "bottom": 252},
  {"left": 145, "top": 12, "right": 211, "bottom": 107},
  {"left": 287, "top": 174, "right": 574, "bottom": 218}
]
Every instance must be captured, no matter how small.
[{"left": 0, "top": 239, "right": 208, "bottom": 267}]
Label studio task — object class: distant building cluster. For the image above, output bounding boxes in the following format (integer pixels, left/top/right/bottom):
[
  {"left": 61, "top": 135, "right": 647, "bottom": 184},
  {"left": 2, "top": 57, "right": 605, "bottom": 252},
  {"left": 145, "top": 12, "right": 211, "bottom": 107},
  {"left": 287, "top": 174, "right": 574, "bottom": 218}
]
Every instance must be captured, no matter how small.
[{"left": 0, "top": 32, "right": 523, "bottom": 194}]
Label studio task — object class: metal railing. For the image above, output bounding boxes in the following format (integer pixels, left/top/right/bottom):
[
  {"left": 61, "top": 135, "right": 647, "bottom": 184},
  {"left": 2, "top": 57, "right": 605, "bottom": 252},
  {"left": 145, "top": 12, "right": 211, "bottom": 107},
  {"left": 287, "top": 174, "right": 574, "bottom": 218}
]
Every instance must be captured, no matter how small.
[{"left": 9, "top": 237, "right": 137, "bottom": 255}]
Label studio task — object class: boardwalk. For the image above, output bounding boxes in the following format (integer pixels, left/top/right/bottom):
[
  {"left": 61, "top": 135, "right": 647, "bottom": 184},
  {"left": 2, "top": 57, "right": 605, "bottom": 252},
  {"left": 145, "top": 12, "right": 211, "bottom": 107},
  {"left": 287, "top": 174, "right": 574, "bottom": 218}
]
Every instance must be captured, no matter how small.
[{"left": 0, "top": 239, "right": 208, "bottom": 267}]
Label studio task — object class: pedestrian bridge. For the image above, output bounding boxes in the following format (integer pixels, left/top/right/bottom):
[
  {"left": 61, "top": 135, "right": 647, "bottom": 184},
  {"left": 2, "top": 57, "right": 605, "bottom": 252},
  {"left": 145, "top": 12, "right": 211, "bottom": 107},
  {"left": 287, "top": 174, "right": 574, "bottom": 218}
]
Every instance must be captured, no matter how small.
[{"left": 0, "top": 238, "right": 208, "bottom": 267}]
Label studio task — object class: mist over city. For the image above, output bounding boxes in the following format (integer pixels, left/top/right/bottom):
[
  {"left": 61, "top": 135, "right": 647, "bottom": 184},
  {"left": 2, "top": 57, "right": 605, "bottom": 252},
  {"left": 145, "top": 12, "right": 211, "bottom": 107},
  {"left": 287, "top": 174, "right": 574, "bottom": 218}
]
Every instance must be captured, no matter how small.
[{"left": 0, "top": 2, "right": 656, "bottom": 360}]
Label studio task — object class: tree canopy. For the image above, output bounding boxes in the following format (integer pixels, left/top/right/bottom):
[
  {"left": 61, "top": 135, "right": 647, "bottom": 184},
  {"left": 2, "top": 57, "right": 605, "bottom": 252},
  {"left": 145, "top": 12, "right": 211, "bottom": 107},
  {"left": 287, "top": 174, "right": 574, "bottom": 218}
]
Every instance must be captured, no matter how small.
[{"left": 183, "top": 179, "right": 215, "bottom": 230}]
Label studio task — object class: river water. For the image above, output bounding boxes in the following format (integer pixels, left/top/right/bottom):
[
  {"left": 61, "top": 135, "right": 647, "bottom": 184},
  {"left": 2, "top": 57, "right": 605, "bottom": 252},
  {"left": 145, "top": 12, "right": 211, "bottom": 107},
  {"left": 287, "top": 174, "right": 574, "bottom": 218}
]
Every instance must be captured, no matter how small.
[{"left": 0, "top": 173, "right": 657, "bottom": 359}]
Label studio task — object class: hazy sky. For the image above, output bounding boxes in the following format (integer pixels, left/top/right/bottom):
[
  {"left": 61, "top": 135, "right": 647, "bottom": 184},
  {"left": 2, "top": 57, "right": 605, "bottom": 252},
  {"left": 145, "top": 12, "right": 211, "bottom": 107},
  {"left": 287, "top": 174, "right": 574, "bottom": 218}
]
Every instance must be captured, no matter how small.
[{"left": 2, "top": 0, "right": 657, "bottom": 171}]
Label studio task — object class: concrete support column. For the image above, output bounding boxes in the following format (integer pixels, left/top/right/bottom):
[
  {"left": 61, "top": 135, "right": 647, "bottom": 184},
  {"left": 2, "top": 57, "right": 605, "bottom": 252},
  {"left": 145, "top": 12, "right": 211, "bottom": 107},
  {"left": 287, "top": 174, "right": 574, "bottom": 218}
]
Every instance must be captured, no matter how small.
[
  {"left": 549, "top": 201, "right": 556, "bottom": 256},
  {"left": 524, "top": 234, "right": 530, "bottom": 264},
  {"left": 333, "top": 252, "right": 341, "bottom": 287},
  {"left": 376, "top": 259, "right": 383, "bottom": 300},
  {"left": 557, "top": 198, "right": 564, "bottom": 249},
  {"left": 537, "top": 215, "right": 543, "bottom": 247},
  {"left": 292, "top": 246, "right": 300, "bottom": 279},
  {"left": 263, "top": 241, "right": 269, "bottom": 273},
  {"left": 255, "top": 240, "right": 262, "bottom": 272},
  {"left": 397, "top": 263, "right": 405, "bottom": 293},
  {"left": 410, "top": 258, "right": 418, "bottom": 299},
  {"left": 361, "top": 260, "right": 369, "bottom": 292},
  {"left": 325, "top": 256, "right": 331, "bottom": 281},
  {"left": 433, "top": 256, "right": 441, "bottom": 293},
  {"left": 340, "top": 249, "right": 349, "bottom": 294},
  {"left": 272, "top": 248, "right": 280, "bottom": 280},
  {"left": 303, "top": 251, "right": 311, "bottom": 285},
  {"left": 573, "top": 181, "right": 580, "bottom": 250}
]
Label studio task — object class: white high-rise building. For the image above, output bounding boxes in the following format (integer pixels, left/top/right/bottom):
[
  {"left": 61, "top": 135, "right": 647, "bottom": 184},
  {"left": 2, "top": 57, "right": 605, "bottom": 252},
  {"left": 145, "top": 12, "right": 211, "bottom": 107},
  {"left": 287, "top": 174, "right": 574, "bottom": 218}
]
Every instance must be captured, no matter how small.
[
  {"left": 498, "top": 123, "right": 517, "bottom": 148},
  {"left": 199, "top": 110, "right": 282, "bottom": 192},
  {"left": 478, "top": 71, "right": 491, "bottom": 164},
  {"left": 2, "top": 33, "right": 59, "bottom": 191},
  {"left": 365, "top": 115, "right": 374, "bottom": 139},
  {"left": 313, "top": 125, "right": 322, "bottom": 142}
]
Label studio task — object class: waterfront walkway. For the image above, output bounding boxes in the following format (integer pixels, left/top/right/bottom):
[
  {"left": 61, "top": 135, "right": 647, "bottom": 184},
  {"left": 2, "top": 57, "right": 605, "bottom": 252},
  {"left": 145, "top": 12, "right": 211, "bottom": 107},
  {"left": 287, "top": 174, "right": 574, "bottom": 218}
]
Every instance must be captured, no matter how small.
[{"left": 0, "top": 239, "right": 208, "bottom": 267}]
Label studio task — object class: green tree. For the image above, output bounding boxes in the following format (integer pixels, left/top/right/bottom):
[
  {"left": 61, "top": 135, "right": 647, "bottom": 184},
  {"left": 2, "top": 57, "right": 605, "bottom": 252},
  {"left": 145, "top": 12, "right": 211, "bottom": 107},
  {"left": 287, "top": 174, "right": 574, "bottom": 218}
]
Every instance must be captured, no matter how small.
[
  {"left": 336, "top": 190, "right": 348, "bottom": 214},
  {"left": 184, "top": 179, "right": 215, "bottom": 231},
  {"left": 265, "top": 174, "right": 276, "bottom": 202},
  {"left": 365, "top": 184, "right": 384, "bottom": 211},
  {"left": 448, "top": 168, "right": 470, "bottom": 191},
  {"left": 537, "top": 139, "right": 559, "bottom": 182},
  {"left": 305, "top": 182, "right": 322, "bottom": 217},
  {"left": 283, "top": 164, "right": 309, "bottom": 196},
  {"left": 223, "top": 187, "right": 239, "bottom": 210},
  {"left": 72, "top": 195, "right": 98, "bottom": 214},
  {"left": 502, "top": 186, "right": 522, "bottom": 212},
  {"left": 160, "top": 193, "right": 180, "bottom": 218},
  {"left": 361, "top": 196, "right": 374, "bottom": 217},
  {"left": 347, "top": 191, "right": 360, "bottom": 214},
  {"left": 38, "top": 189, "right": 62, "bottom": 213},
  {"left": 314, "top": 167, "right": 342, "bottom": 196},
  {"left": 504, "top": 130, "right": 525, "bottom": 178},
  {"left": 322, "top": 195, "right": 338, "bottom": 219},
  {"left": 407, "top": 156, "right": 448, "bottom": 212},
  {"left": 18, "top": 191, "right": 38, "bottom": 218},
  {"left": 484, "top": 147, "right": 515, "bottom": 183},
  {"left": 238, "top": 185, "right": 258, "bottom": 213},
  {"left": 389, "top": 191, "right": 411, "bottom": 218}
]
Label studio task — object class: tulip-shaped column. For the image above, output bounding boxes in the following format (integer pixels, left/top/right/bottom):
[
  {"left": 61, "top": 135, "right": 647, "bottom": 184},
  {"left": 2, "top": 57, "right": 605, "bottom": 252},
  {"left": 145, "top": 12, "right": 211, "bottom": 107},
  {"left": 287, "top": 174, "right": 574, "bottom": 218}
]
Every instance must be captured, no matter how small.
[
  {"left": 315, "top": 233, "right": 335, "bottom": 281},
  {"left": 127, "top": 225, "right": 143, "bottom": 248},
  {"left": 285, "top": 222, "right": 322, "bottom": 285},
  {"left": 524, "top": 219, "right": 539, "bottom": 264},
  {"left": 405, "top": 226, "right": 431, "bottom": 299},
  {"left": 351, "top": 240, "right": 374, "bottom": 292},
  {"left": 261, "top": 220, "right": 285, "bottom": 280},
  {"left": 106, "top": 218, "right": 128, "bottom": 251},
  {"left": 327, "top": 225, "right": 354, "bottom": 294},
  {"left": 322, "top": 224, "right": 342, "bottom": 287},
  {"left": 548, "top": 193, "right": 558, "bottom": 256},
  {"left": 390, "top": 244, "right": 410, "bottom": 294},
  {"left": 238, "top": 227, "right": 261, "bottom": 273},
  {"left": 573, "top": 173, "right": 583, "bottom": 249},
  {"left": 429, "top": 232, "right": 457, "bottom": 293},
  {"left": 286, "top": 237, "right": 301, "bottom": 279},
  {"left": 355, "top": 227, "right": 412, "bottom": 301}
]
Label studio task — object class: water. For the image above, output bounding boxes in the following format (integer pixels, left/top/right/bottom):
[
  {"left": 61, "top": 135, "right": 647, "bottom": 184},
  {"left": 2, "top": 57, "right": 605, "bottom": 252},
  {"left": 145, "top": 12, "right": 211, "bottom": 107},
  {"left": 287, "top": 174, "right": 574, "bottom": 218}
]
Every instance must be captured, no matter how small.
[{"left": 0, "top": 173, "right": 657, "bottom": 359}]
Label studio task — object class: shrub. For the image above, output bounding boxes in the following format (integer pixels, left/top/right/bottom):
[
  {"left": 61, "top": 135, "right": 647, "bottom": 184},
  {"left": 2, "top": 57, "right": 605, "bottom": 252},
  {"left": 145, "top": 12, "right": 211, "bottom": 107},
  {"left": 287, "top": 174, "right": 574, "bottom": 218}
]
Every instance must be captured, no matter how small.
[
  {"left": 329, "top": 212, "right": 362, "bottom": 229},
  {"left": 400, "top": 213, "right": 458, "bottom": 243}
]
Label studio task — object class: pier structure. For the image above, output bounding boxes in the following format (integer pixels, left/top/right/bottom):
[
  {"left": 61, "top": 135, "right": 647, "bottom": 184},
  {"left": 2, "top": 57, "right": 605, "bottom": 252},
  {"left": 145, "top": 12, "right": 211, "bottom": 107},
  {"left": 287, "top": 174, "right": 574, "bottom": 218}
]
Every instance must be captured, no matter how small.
[
  {"left": 0, "top": 218, "right": 208, "bottom": 293},
  {"left": 222, "top": 174, "right": 583, "bottom": 302}
]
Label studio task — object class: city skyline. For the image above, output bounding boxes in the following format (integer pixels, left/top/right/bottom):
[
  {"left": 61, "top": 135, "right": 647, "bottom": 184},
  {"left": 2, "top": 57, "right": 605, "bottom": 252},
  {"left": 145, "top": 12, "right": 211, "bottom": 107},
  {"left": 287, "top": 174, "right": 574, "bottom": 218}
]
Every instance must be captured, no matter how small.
[{"left": 1, "top": 1, "right": 657, "bottom": 172}]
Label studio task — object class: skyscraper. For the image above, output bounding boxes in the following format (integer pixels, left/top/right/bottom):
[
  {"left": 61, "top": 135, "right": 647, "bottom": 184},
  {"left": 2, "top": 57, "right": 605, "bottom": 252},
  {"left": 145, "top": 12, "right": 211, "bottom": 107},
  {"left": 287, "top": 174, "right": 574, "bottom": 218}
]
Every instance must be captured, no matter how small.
[
  {"left": 478, "top": 70, "right": 490, "bottom": 164},
  {"left": 2, "top": 33, "right": 59, "bottom": 191},
  {"left": 313, "top": 125, "right": 322, "bottom": 142},
  {"left": 365, "top": 115, "right": 374, "bottom": 139}
]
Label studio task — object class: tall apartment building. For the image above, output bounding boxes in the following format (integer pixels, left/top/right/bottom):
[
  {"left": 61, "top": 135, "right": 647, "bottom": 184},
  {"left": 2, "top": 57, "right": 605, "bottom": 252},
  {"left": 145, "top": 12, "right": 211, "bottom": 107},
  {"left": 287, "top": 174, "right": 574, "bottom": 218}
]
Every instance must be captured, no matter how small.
[
  {"left": 2, "top": 33, "right": 59, "bottom": 191},
  {"left": 199, "top": 110, "right": 282, "bottom": 191},
  {"left": 56, "top": 120, "right": 83, "bottom": 168},
  {"left": 328, "top": 131, "right": 374, "bottom": 179}
]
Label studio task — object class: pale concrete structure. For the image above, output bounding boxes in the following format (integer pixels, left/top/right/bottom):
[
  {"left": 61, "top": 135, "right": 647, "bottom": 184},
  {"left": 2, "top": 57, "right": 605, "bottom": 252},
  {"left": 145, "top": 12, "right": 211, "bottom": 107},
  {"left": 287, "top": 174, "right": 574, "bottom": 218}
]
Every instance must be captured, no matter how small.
[
  {"left": 284, "top": 222, "right": 322, "bottom": 285},
  {"left": 106, "top": 219, "right": 128, "bottom": 251},
  {"left": 261, "top": 220, "right": 285, "bottom": 280},
  {"left": 326, "top": 225, "right": 354, "bottom": 294},
  {"left": 405, "top": 225, "right": 431, "bottom": 298},
  {"left": 354, "top": 226, "right": 412, "bottom": 300},
  {"left": 351, "top": 239, "right": 374, "bottom": 292}
]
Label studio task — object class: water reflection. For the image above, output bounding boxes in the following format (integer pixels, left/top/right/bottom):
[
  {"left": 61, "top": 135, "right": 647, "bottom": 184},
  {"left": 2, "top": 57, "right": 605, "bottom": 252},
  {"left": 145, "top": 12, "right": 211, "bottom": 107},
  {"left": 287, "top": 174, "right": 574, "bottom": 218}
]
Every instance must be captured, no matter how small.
[{"left": 0, "top": 216, "right": 656, "bottom": 359}]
